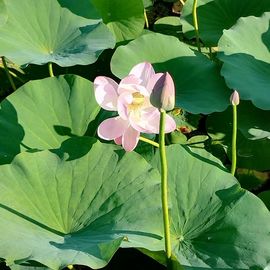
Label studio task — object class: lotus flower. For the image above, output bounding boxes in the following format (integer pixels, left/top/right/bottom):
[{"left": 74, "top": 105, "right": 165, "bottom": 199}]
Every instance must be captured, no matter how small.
[
  {"left": 230, "top": 90, "right": 240, "bottom": 106},
  {"left": 94, "top": 62, "right": 176, "bottom": 151}
]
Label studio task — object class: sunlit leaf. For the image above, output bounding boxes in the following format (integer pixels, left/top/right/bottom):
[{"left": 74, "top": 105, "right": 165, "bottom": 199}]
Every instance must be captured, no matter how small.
[
  {"left": 0, "top": 0, "right": 115, "bottom": 67},
  {"left": 0, "top": 75, "right": 100, "bottom": 164},
  {"left": 0, "top": 140, "right": 163, "bottom": 269}
]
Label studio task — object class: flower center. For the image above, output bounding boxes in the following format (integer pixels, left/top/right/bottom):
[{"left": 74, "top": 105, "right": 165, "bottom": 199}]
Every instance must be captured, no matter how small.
[
  {"left": 132, "top": 92, "right": 145, "bottom": 105},
  {"left": 128, "top": 92, "right": 145, "bottom": 111}
]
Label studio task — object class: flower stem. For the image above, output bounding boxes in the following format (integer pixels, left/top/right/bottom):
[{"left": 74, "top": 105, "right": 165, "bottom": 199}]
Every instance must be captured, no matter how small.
[
  {"left": 48, "top": 62, "right": 54, "bottom": 77},
  {"left": 1, "top": 56, "right": 16, "bottom": 91},
  {"left": 139, "top": 136, "right": 159, "bottom": 148},
  {"left": 192, "top": 0, "right": 201, "bottom": 52},
  {"left": 144, "top": 9, "right": 149, "bottom": 29},
  {"left": 159, "top": 109, "right": 172, "bottom": 268},
  {"left": 231, "top": 105, "right": 237, "bottom": 176}
]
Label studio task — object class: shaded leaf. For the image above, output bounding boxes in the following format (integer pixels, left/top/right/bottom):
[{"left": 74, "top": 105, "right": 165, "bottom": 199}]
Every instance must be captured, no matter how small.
[
  {"left": 181, "top": 0, "right": 270, "bottom": 46},
  {"left": 207, "top": 101, "right": 270, "bottom": 170},
  {"left": 91, "top": 0, "right": 145, "bottom": 42},
  {"left": 218, "top": 13, "right": 270, "bottom": 110}
]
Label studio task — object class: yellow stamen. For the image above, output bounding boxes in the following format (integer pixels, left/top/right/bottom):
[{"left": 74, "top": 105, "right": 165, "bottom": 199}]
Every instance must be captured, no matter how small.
[{"left": 128, "top": 92, "right": 145, "bottom": 111}]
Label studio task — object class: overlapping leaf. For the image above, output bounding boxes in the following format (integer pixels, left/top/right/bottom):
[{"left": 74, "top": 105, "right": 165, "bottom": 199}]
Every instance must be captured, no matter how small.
[
  {"left": 181, "top": 0, "right": 270, "bottom": 46},
  {"left": 59, "top": 0, "right": 145, "bottom": 42},
  {"left": 0, "top": 75, "right": 100, "bottom": 164},
  {"left": 0, "top": 140, "right": 163, "bottom": 269},
  {"left": 91, "top": 0, "right": 145, "bottom": 42},
  {"left": 218, "top": 12, "right": 270, "bottom": 110},
  {"left": 111, "top": 32, "right": 230, "bottom": 114},
  {"left": 0, "top": 0, "right": 115, "bottom": 67},
  {"left": 151, "top": 144, "right": 270, "bottom": 269}
]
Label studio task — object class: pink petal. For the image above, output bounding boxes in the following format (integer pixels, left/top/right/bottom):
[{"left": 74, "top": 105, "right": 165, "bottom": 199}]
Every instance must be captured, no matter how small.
[
  {"left": 118, "top": 75, "right": 149, "bottom": 97},
  {"left": 150, "top": 72, "right": 175, "bottom": 111},
  {"left": 130, "top": 108, "right": 176, "bottom": 134},
  {"left": 146, "top": 73, "right": 164, "bottom": 94},
  {"left": 98, "top": 117, "right": 128, "bottom": 140},
  {"left": 94, "top": 76, "right": 119, "bottom": 111},
  {"left": 114, "top": 136, "right": 122, "bottom": 145},
  {"left": 130, "top": 107, "right": 160, "bottom": 133},
  {"left": 164, "top": 114, "right": 177, "bottom": 133},
  {"left": 118, "top": 75, "right": 142, "bottom": 94},
  {"left": 122, "top": 126, "right": 140, "bottom": 152},
  {"left": 129, "top": 62, "right": 155, "bottom": 86},
  {"left": 117, "top": 92, "right": 133, "bottom": 120}
]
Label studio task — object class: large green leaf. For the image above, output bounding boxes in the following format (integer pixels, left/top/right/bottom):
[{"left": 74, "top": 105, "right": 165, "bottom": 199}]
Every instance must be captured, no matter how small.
[
  {"left": 181, "top": 0, "right": 270, "bottom": 46},
  {"left": 111, "top": 32, "right": 230, "bottom": 114},
  {"left": 0, "top": 75, "right": 100, "bottom": 164},
  {"left": 207, "top": 101, "right": 270, "bottom": 170},
  {"left": 218, "top": 13, "right": 270, "bottom": 110},
  {"left": 59, "top": 0, "right": 145, "bottom": 42},
  {"left": 91, "top": 0, "right": 145, "bottom": 42},
  {"left": 0, "top": 0, "right": 7, "bottom": 27},
  {"left": 0, "top": 140, "right": 163, "bottom": 269},
  {"left": 0, "top": 0, "right": 115, "bottom": 67},
  {"left": 151, "top": 144, "right": 270, "bottom": 269}
]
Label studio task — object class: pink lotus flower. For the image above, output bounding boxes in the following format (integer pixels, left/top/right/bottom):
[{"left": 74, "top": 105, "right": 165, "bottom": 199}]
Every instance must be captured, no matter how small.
[
  {"left": 94, "top": 62, "right": 176, "bottom": 151},
  {"left": 230, "top": 90, "right": 240, "bottom": 106}
]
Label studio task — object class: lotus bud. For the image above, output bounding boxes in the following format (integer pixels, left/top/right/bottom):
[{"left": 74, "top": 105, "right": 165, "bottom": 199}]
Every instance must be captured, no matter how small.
[
  {"left": 150, "top": 72, "right": 175, "bottom": 111},
  {"left": 230, "top": 90, "right": 240, "bottom": 106}
]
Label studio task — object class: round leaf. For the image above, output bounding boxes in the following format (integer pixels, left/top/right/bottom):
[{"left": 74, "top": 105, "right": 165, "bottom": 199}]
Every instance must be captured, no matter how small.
[
  {"left": 111, "top": 32, "right": 230, "bottom": 114},
  {"left": 0, "top": 75, "right": 100, "bottom": 164},
  {"left": 91, "top": 0, "right": 145, "bottom": 42},
  {"left": 152, "top": 144, "right": 270, "bottom": 269},
  {"left": 0, "top": 141, "right": 163, "bottom": 269},
  {"left": 218, "top": 13, "right": 270, "bottom": 110},
  {"left": 181, "top": 0, "right": 270, "bottom": 46},
  {"left": 0, "top": 0, "right": 115, "bottom": 67}
]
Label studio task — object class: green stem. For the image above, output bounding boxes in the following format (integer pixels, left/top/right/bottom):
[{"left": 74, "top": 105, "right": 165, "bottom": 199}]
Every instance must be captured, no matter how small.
[
  {"left": 231, "top": 105, "right": 237, "bottom": 175},
  {"left": 1, "top": 56, "right": 16, "bottom": 91},
  {"left": 48, "top": 62, "right": 54, "bottom": 77},
  {"left": 139, "top": 136, "right": 159, "bottom": 148},
  {"left": 159, "top": 109, "right": 172, "bottom": 267},
  {"left": 144, "top": 9, "right": 149, "bottom": 29},
  {"left": 192, "top": 0, "right": 201, "bottom": 52}
]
